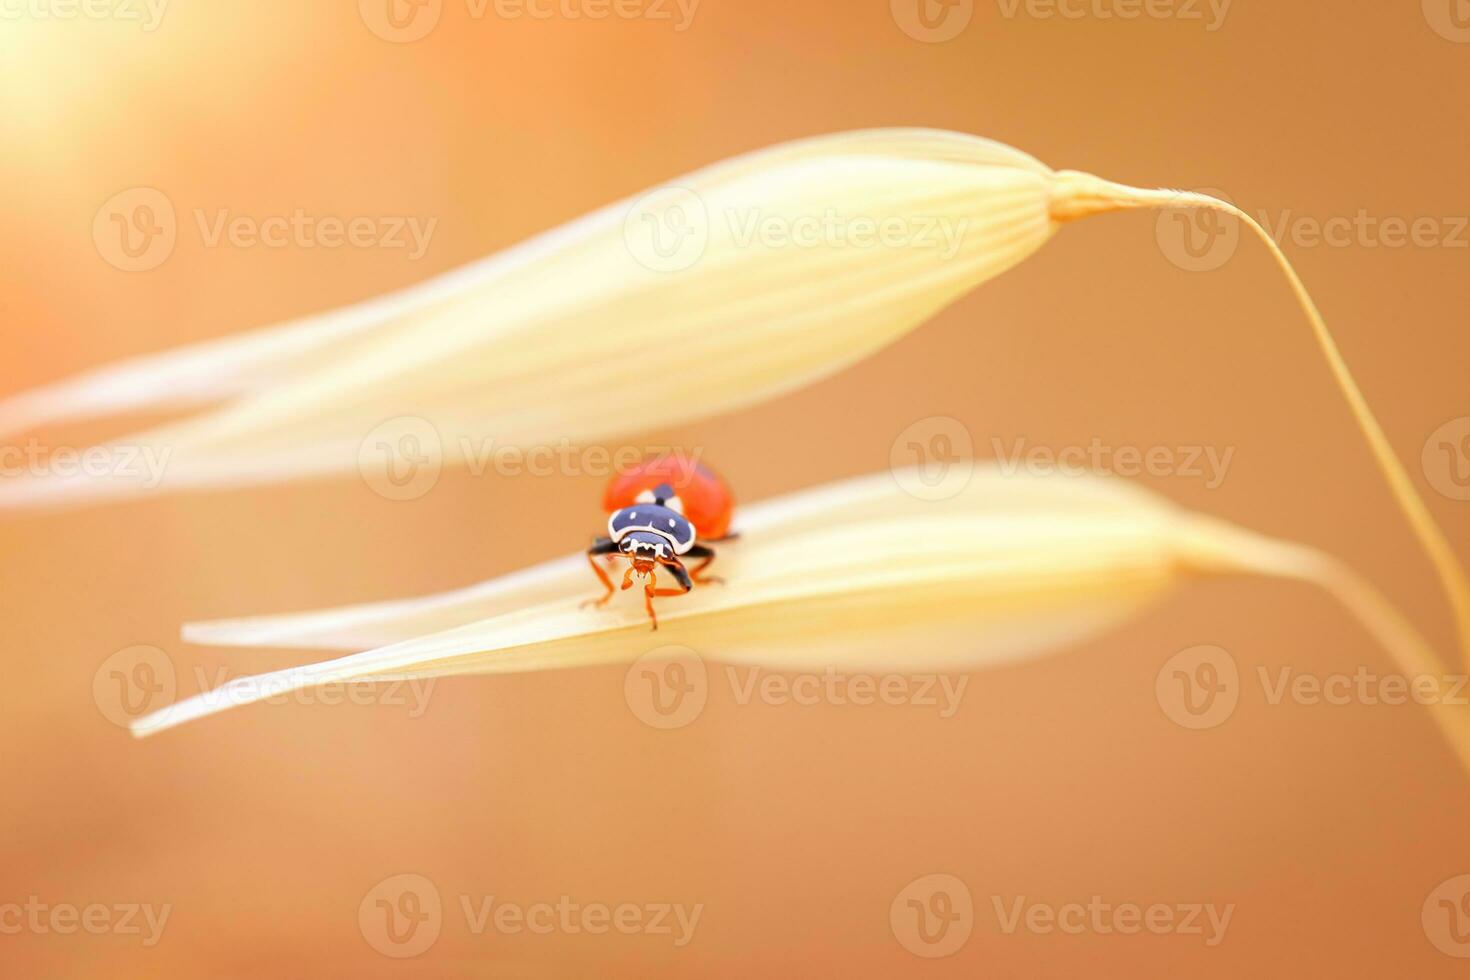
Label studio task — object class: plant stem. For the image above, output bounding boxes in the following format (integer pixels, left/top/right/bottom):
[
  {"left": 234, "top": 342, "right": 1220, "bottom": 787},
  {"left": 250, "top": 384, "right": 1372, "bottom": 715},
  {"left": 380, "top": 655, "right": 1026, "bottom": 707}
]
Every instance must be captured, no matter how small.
[
  {"left": 1053, "top": 171, "right": 1470, "bottom": 670},
  {"left": 1182, "top": 516, "right": 1470, "bottom": 775}
]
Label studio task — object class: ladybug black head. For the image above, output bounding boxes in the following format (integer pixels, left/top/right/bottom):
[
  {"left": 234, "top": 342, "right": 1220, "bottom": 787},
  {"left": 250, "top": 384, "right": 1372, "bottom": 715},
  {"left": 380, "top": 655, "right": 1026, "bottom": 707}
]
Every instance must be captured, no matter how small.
[
  {"left": 619, "top": 530, "right": 673, "bottom": 574},
  {"left": 619, "top": 530, "right": 672, "bottom": 562},
  {"left": 608, "top": 499, "right": 697, "bottom": 556}
]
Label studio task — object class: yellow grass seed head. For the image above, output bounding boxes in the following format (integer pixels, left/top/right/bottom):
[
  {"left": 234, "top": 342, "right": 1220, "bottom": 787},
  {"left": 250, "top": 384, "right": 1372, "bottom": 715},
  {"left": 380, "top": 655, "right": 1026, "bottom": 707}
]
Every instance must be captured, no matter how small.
[
  {"left": 0, "top": 129, "right": 1062, "bottom": 507},
  {"left": 134, "top": 465, "right": 1470, "bottom": 779}
]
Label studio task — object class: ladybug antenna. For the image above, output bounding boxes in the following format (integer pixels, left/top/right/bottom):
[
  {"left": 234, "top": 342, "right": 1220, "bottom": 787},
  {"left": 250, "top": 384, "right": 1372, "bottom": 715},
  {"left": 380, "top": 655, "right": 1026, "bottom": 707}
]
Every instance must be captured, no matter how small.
[{"left": 652, "top": 482, "right": 676, "bottom": 506}]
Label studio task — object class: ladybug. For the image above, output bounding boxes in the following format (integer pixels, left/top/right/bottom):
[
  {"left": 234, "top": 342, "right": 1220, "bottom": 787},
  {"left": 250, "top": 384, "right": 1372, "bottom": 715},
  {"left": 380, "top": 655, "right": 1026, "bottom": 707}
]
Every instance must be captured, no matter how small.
[{"left": 582, "top": 453, "right": 736, "bottom": 630}]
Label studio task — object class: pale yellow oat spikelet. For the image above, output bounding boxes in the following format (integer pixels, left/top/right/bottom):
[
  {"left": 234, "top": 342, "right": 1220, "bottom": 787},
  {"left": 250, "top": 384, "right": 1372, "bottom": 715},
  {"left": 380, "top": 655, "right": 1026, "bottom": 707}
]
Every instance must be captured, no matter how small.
[
  {"left": 179, "top": 464, "right": 1185, "bottom": 654},
  {"left": 135, "top": 467, "right": 1470, "bottom": 777},
  {"left": 0, "top": 130, "right": 1057, "bottom": 503}
]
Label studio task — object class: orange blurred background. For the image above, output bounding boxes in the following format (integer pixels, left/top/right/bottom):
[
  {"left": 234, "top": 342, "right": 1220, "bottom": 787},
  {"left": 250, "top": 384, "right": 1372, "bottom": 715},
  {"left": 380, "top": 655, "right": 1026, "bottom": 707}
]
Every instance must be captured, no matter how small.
[{"left": 3, "top": 1, "right": 1469, "bottom": 976}]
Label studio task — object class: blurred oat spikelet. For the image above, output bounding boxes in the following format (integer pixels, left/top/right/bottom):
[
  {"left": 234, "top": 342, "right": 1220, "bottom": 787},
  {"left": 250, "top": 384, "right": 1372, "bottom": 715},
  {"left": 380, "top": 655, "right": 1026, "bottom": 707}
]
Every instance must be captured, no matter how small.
[
  {"left": 3, "top": 127, "right": 1465, "bottom": 660},
  {"left": 136, "top": 467, "right": 1470, "bottom": 777},
  {"left": 0, "top": 130, "right": 1059, "bottom": 504}
]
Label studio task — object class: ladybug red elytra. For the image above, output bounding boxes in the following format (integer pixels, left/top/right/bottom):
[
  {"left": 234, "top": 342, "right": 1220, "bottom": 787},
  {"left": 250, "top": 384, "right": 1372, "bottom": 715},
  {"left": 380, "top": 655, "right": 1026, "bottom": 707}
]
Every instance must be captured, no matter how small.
[
  {"left": 582, "top": 453, "right": 736, "bottom": 630},
  {"left": 602, "top": 453, "right": 734, "bottom": 540}
]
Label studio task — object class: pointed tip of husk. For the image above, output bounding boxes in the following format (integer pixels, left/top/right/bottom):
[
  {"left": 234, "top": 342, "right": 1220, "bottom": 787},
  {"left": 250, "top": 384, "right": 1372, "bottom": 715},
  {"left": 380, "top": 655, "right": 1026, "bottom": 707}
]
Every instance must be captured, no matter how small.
[{"left": 1047, "top": 170, "right": 1192, "bottom": 223}]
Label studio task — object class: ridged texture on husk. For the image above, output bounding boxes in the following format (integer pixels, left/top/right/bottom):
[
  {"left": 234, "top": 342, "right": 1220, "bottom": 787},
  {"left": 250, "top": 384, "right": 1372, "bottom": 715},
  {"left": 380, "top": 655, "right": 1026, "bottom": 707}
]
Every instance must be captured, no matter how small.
[
  {"left": 0, "top": 130, "right": 1058, "bottom": 510},
  {"left": 138, "top": 466, "right": 1193, "bottom": 735},
  {"left": 139, "top": 466, "right": 1470, "bottom": 776}
]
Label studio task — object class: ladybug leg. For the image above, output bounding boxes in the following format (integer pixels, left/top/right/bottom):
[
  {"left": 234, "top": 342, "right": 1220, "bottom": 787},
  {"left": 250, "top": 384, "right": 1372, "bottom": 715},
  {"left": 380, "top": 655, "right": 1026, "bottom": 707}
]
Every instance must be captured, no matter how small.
[
  {"left": 659, "top": 559, "right": 693, "bottom": 591},
  {"left": 579, "top": 538, "right": 620, "bottom": 610},
  {"left": 643, "top": 560, "right": 693, "bottom": 631},
  {"left": 683, "top": 544, "right": 724, "bottom": 586}
]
